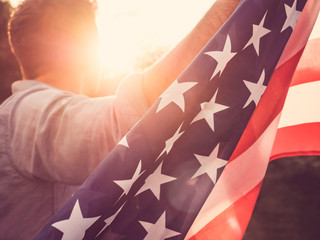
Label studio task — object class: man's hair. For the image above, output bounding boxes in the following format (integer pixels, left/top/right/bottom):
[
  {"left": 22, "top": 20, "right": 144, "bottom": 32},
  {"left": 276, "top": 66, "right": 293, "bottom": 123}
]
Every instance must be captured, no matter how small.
[{"left": 8, "top": 0, "right": 98, "bottom": 79}]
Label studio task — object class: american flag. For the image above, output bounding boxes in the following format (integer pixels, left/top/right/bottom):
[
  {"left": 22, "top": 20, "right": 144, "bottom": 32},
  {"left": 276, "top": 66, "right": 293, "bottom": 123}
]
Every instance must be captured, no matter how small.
[
  {"left": 35, "top": 0, "right": 319, "bottom": 239},
  {"left": 187, "top": 0, "right": 320, "bottom": 239}
]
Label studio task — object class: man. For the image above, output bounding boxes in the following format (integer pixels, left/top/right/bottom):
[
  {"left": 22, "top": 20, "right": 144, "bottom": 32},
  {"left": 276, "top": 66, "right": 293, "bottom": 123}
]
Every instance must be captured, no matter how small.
[{"left": 0, "top": 0, "right": 239, "bottom": 238}]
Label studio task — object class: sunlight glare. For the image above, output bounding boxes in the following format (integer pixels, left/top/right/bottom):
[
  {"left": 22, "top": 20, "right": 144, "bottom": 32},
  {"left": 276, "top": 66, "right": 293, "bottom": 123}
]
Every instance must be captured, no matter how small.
[
  {"left": 95, "top": 0, "right": 214, "bottom": 76},
  {"left": 8, "top": 0, "right": 320, "bottom": 78},
  {"left": 8, "top": 0, "right": 21, "bottom": 7}
]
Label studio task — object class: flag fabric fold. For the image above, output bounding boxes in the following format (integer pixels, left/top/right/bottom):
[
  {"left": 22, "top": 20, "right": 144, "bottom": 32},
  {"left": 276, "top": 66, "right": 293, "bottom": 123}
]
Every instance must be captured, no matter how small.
[
  {"left": 271, "top": 37, "right": 320, "bottom": 160},
  {"left": 35, "top": 0, "right": 318, "bottom": 239}
]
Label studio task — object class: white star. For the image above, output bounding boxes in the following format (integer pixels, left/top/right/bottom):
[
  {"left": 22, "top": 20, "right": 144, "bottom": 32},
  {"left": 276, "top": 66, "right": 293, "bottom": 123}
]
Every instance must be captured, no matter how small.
[
  {"left": 52, "top": 200, "right": 100, "bottom": 240},
  {"left": 136, "top": 162, "right": 176, "bottom": 200},
  {"left": 139, "top": 212, "right": 180, "bottom": 240},
  {"left": 192, "top": 144, "right": 228, "bottom": 184},
  {"left": 159, "top": 123, "right": 184, "bottom": 157},
  {"left": 243, "top": 69, "right": 267, "bottom": 108},
  {"left": 191, "top": 89, "right": 229, "bottom": 132},
  {"left": 118, "top": 136, "right": 129, "bottom": 148},
  {"left": 243, "top": 12, "right": 271, "bottom": 55},
  {"left": 114, "top": 161, "right": 142, "bottom": 197},
  {"left": 96, "top": 205, "right": 124, "bottom": 238},
  {"left": 156, "top": 80, "right": 197, "bottom": 113},
  {"left": 205, "top": 35, "right": 237, "bottom": 80},
  {"left": 281, "top": 0, "right": 302, "bottom": 32}
]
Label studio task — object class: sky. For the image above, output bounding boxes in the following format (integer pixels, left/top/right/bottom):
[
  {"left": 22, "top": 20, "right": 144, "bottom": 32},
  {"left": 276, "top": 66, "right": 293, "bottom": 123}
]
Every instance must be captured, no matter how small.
[{"left": 8, "top": 0, "right": 320, "bottom": 76}]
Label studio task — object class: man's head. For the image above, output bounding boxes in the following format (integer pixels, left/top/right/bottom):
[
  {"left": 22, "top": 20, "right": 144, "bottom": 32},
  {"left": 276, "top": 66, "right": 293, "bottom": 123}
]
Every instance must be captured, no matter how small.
[{"left": 8, "top": 0, "right": 99, "bottom": 85}]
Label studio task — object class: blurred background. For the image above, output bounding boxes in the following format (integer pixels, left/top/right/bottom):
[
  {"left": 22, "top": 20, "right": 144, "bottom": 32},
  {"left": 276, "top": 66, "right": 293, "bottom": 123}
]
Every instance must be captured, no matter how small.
[{"left": 2, "top": 0, "right": 319, "bottom": 103}]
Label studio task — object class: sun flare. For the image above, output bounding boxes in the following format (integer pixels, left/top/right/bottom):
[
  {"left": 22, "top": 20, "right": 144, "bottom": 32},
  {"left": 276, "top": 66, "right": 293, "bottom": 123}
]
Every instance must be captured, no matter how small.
[
  {"left": 8, "top": 0, "right": 320, "bottom": 83},
  {"left": 95, "top": 0, "right": 214, "bottom": 75}
]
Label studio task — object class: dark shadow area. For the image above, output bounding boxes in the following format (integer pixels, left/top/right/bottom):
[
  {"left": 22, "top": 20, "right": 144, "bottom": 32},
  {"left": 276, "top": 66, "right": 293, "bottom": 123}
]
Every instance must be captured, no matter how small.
[
  {"left": 0, "top": 0, "right": 21, "bottom": 104},
  {"left": 244, "top": 156, "right": 320, "bottom": 240}
]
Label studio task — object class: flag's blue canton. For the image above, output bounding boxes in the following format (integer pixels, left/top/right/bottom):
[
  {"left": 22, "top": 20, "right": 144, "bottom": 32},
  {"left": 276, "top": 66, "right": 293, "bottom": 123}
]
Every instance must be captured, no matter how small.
[{"left": 35, "top": 0, "right": 306, "bottom": 239}]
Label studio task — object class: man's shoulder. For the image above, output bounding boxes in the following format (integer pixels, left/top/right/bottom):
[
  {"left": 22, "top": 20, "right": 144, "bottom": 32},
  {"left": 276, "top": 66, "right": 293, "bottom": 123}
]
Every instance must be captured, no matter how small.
[
  {"left": 12, "top": 80, "right": 68, "bottom": 96},
  {"left": 1, "top": 80, "right": 75, "bottom": 120}
]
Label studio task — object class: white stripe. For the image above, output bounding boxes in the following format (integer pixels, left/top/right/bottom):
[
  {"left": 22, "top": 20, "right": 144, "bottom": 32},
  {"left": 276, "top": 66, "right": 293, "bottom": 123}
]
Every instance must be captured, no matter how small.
[
  {"left": 186, "top": 114, "right": 280, "bottom": 239},
  {"left": 278, "top": 80, "right": 320, "bottom": 128}
]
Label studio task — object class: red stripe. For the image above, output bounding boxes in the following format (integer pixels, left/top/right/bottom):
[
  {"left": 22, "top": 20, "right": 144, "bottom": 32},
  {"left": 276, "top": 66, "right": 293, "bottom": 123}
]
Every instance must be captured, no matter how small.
[
  {"left": 189, "top": 182, "right": 262, "bottom": 240},
  {"left": 270, "top": 39, "right": 320, "bottom": 160},
  {"left": 271, "top": 122, "right": 320, "bottom": 160},
  {"left": 290, "top": 38, "right": 320, "bottom": 87},
  {"left": 229, "top": 49, "right": 304, "bottom": 162}
]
